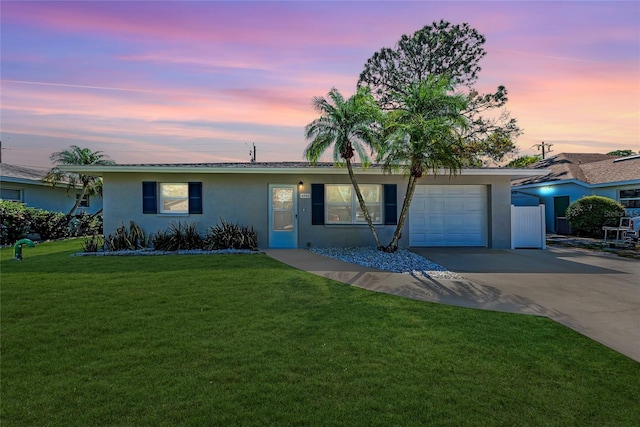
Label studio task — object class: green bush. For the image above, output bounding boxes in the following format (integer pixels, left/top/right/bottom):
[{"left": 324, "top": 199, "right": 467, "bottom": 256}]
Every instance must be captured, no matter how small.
[
  {"left": 70, "top": 212, "right": 103, "bottom": 237},
  {"left": 204, "top": 218, "right": 258, "bottom": 250},
  {"left": 566, "top": 196, "right": 626, "bottom": 237},
  {"left": 1, "top": 200, "right": 104, "bottom": 245},
  {"left": 0, "top": 200, "right": 33, "bottom": 245},
  {"left": 31, "top": 210, "right": 70, "bottom": 241}
]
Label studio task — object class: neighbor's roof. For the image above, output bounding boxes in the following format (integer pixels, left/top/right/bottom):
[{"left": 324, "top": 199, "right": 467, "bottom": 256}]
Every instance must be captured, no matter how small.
[
  {"left": 59, "top": 161, "right": 548, "bottom": 179},
  {"left": 1, "top": 163, "right": 79, "bottom": 187},
  {"left": 512, "top": 153, "right": 640, "bottom": 187},
  {"left": 0, "top": 163, "right": 49, "bottom": 184}
]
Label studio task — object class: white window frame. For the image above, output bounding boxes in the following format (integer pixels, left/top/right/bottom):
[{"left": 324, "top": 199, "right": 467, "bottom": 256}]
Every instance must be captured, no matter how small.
[
  {"left": 159, "top": 183, "right": 189, "bottom": 214},
  {"left": 619, "top": 188, "right": 640, "bottom": 209},
  {"left": 325, "top": 184, "right": 383, "bottom": 225},
  {"left": 1, "top": 188, "right": 23, "bottom": 202},
  {"left": 76, "top": 193, "right": 90, "bottom": 208}
]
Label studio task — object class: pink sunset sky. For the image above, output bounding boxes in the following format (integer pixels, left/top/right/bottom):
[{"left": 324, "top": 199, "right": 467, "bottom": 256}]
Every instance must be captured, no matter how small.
[{"left": 1, "top": 1, "right": 638, "bottom": 168}]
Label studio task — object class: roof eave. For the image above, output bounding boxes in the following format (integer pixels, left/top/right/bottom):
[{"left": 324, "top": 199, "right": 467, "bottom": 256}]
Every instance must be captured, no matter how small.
[
  {"left": 58, "top": 164, "right": 551, "bottom": 178},
  {"left": 513, "top": 178, "right": 640, "bottom": 189}
]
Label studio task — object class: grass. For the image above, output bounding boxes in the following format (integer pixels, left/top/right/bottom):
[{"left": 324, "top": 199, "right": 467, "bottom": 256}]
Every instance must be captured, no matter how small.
[{"left": 2, "top": 239, "right": 639, "bottom": 426}]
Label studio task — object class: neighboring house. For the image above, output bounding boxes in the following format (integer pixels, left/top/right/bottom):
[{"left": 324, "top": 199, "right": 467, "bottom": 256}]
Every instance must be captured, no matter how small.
[
  {"left": 61, "top": 162, "right": 545, "bottom": 249},
  {"left": 0, "top": 163, "right": 103, "bottom": 215},
  {"left": 511, "top": 153, "right": 640, "bottom": 233}
]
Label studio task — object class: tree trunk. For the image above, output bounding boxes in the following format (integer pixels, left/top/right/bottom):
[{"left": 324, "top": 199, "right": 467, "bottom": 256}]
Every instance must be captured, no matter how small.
[
  {"left": 384, "top": 174, "right": 418, "bottom": 252},
  {"left": 346, "top": 159, "right": 384, "bottom": 250},
  {"left": 89, "top": 208, "right": 103, "bottom": 220},
  {"left": 66, "top": 186, "right": 87, "bottom": 218}
]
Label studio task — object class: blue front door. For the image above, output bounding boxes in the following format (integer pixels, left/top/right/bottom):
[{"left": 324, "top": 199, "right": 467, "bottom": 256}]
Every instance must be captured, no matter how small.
[{"left": 269, "top": 185, "right": 297, "bottom": 248}]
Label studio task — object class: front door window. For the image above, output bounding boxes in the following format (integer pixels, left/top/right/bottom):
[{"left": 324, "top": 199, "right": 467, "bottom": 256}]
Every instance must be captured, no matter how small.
[
  {"left": 269, "top": 185, "right": 297, "bottom": 248},
  {"left": 272, "top": 187, "right": 294, "bottom": 231}
]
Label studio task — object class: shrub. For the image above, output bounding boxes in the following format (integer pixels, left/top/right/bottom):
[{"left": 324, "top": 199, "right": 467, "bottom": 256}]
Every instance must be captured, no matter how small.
[
  {"left": 1, "top": 200, "right": 104, "bottom": 245},
  {"left": 104, "top": 221, "right": 148, "bottom": 251},
  {"left": 0, "top": 200, "right": 33, "bottom": 245},
  {"left": 70, "top": 212, "right": 103, "bottom": 236},
  {"left": 204, "top": 218, "right": 258, "bottom": 250},
  {"left": 82, "top": 235, "right": 103, "bottom": 252},
  {"left": 31, "top": 210, "right": 70, "bottom": 241},
  {"left": 151, "top": 221, "right": 203, "bottom": 251},
  {"left": 566, "top": 196, "right": 626, "bottom": 238}
]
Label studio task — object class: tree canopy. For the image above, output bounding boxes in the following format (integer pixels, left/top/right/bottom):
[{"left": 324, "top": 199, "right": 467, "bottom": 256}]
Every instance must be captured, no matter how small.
[
  {"left": 44, "top": 145, "right": 115, "bottom": 217},
  {"left": 506, "top": 155, "right": 540, "bottom": 168},
  {"left": 379, "top": 76, "right": 469, "bottom": 252},
  {"left": 304, "top": 87, "right": 385, "bottom": 248},
  {"left": 358, "top": 20, "right": 521, "bottom": 166},
  {"left": 607, "top": 149, "right": 636, "bottom": 157},
  {"left": 359, "top": 20, "right": 485, "bottom": 108}
]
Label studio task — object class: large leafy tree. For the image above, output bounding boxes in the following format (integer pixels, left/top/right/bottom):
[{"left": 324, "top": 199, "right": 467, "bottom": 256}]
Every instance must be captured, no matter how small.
[
  {"left": 359, "top": 20, "right": 520, "bottom": 166},
  {"left": 506, "top": 155, "right": 540, "bottom": 168},
  {"left": 379, "top": 76, "right": 469, "bottom": 252},
  {"left": 304, "top": 87, "right": 385, "bottom": 249},
  {"left": 607, "top": 149, "right": 636, "bottom": 157},
  {"left": 44, "top": 145, "right": 115, "bottom": 217}
]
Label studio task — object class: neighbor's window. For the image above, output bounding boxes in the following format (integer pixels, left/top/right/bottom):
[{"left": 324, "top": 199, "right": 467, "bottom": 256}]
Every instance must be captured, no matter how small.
[
  {"left": 1, "top": 188, "right": 22, "bottom": 201},
  {"left": 619, "top": 188, "right": 640, "bottom": 208},
  {"left": 160, "top": 183, "right": 189, "bottom": 214},
  {"left": 326, "top": 184, "right": 382, "bottom": 224},
  {"left": 76, "top": 193, "right": 90, "bottom": 208}
]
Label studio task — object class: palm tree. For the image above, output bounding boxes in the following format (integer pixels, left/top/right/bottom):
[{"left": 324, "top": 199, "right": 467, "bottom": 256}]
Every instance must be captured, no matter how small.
[
  {"left": 380, "top": 75, "right": 469, "bottom": 252},
  {"left": 304, "top": 87, "right": 385, "bottom": 249},
  {"left": 44, "top": 145, "right": 115, "bottom": 217}
]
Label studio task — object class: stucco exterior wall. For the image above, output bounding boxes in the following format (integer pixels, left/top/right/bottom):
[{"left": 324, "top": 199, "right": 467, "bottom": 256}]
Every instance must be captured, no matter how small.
[
  {"left": 512, "top": 182, "right": 630, "bottom": 232},
  {"left": 0, "top": 180, "right": 103, "bottom": 214},
  {"left": 102, "top": 171, "right": 514, "bottom": 249}
]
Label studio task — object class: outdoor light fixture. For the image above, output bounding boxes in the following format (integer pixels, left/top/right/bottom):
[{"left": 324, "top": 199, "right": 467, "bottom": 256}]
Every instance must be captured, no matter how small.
[{"left": 298, "top": 181, "right": 304, "bottom": 189}]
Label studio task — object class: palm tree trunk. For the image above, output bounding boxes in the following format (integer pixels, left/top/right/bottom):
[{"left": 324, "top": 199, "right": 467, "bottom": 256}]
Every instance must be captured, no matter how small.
[
  {"left": 346, "top": 159, "right": 383, "bottom": 250},
  {"left": 89, "top": 208, "right": 103, "bottom": 220},
  {"left": 385, "top": 174, "right": 418, "bottom": 253},
  {"left": 66, "top": 186, "right": 86, "bottom": 218}
]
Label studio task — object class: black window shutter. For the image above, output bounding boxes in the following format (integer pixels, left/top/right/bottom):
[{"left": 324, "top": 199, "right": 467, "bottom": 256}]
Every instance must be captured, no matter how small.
[
  {"left": 142, "top": 181, "right": 157, "bottom": 214},
  {"left": 384, "top": 184, "right": 397, "bottom": 225},
  {"left": 311, "top": 183, "right": 325, "bottom": 225},
  {"left": 188, "top": 182, "right": 203, "bottom": 214}
]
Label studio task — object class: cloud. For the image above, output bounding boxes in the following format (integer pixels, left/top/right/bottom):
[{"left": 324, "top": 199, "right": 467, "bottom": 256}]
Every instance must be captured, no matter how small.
[{"left": 1, "top": 1, "right": 638, "bottom": 167}]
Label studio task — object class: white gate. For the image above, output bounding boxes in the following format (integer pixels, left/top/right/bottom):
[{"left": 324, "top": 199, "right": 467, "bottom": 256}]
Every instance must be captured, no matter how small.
[{"left": 511, "top": 205, "right": 546, "bottom": 249}]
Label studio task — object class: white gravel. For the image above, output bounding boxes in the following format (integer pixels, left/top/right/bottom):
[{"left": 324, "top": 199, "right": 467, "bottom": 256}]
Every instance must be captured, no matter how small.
[{"left": 310, "top": 247, "right": 461, "bottom": 279}]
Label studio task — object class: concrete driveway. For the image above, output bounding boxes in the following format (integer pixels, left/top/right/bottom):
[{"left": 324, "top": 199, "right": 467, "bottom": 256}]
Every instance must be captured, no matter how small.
[{"left": 412, "top": 246, "right": 640, "bottom": 362}]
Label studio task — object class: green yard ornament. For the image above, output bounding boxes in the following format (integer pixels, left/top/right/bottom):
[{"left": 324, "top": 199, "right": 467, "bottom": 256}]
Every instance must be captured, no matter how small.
[{"left": 13, "top": 238, "right": 35, "bottom": 260}]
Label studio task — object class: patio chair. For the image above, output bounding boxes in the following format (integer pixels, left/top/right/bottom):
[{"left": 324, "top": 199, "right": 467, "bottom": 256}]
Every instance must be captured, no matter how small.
[
  {"left": 603, "top": 217, "right": 632, "bottom": 242},
  {"left": 623, "top": 225, "right": 638, "bottom": 244}
]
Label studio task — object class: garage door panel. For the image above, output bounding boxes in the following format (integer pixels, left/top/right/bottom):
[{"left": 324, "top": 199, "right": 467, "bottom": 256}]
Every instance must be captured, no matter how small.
[
  {"left": 412, "top": 216, "right": 427, "bottom": 227},
  {"left": 412, "top": 198, "right": 425, "bottom": 212},
  {"left": 446, "top": 186, "right": 464, "bottom": 195},
  {"left": 463, "top": 196, "right": 483, "bottom": 206},
  {"left": 410, "top": 232, "right": 427, "bottom": 246},
  {"left": 409, "top": 185, "right": 488, "bottom": 247},
  {"left": 445, "top": 199, "right": 465, "bottom": 211},
  {"left": 465, "top": 215, "right": 482, "bottom": 226},
  {"left": 464, "top": 186, "right": 485, "bottom": 195}
]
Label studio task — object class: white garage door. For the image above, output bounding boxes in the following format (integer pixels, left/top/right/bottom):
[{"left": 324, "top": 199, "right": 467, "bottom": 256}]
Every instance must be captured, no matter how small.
[{"left": 409, "top": 185, "right": 488, "bottom": 247}]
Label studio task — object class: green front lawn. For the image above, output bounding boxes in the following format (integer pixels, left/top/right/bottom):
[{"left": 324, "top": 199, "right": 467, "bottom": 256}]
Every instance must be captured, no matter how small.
[{"left": 2, "top": 239, "right": 639, "bottom": 426}]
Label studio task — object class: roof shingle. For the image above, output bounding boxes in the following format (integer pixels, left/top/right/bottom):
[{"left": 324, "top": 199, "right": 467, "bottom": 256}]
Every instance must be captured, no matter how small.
[{"left": 512, "top": 153, "right": 640, "bottom": 186}]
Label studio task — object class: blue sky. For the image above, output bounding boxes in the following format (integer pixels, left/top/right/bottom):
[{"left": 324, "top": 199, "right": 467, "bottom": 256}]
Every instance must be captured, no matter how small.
[{"left": 1, "top": 1, "right": 638, "bottom": 167}]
